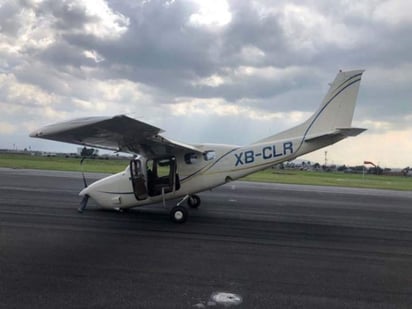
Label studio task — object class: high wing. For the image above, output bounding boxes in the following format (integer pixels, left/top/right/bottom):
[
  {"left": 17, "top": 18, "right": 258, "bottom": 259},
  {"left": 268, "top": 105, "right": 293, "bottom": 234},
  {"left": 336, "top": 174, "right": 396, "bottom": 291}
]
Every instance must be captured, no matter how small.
[{"left": 30, "top": 115, "right": 202, "bottom": 157}]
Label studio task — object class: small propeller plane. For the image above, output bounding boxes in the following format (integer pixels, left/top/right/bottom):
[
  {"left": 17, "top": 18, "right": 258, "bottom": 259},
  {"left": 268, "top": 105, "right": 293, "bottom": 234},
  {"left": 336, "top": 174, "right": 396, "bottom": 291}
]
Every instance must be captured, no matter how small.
[{"left": 30, "top": 70, "right": 366, "bottom": 223}]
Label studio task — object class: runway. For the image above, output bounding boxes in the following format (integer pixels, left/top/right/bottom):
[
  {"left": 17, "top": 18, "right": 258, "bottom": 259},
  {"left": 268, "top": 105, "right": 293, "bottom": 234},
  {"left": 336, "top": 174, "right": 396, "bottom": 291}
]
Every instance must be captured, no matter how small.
[{"left": 1, "top": 168, "right": 412, "bottom": 308}]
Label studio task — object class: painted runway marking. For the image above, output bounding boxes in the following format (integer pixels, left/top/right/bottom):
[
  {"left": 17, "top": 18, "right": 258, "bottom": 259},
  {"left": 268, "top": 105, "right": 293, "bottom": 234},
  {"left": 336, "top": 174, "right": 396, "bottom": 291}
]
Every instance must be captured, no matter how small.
[
  {"left": 210, "top": 292, "right": 242, "bottom": 307},
  {"left": 193, "top": 291, "right": 242, "bottom": 308}
]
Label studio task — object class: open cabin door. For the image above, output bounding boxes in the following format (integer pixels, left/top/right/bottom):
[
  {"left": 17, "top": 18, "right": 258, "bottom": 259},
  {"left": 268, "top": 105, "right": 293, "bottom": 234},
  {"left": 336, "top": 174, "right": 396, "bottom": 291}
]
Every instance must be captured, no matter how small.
[{"left": 130, "top": 159, "right": 148, "bottom": 200}]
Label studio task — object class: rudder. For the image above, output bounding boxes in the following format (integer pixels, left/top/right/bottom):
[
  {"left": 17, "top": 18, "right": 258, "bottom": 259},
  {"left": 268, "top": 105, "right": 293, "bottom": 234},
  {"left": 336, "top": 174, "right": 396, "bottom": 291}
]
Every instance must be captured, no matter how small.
[{"left": 305, "top": 69, "right": 364, "bottom": 138}]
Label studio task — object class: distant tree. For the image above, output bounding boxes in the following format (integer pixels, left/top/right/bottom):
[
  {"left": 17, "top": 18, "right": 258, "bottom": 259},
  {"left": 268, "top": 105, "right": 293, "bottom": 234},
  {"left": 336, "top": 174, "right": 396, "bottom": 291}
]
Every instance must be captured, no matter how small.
[
  {"left": 322, "top": 165, "right": 331, "bottom": 172},
  {"left": 353, "top": 165, "right": 364, "bottom": 172},
  {"left": 337, "top": 165, "right": 346, "bottom": 172},
  {"left": 368, "top": 166, "right": 383, "bottom": 175}
]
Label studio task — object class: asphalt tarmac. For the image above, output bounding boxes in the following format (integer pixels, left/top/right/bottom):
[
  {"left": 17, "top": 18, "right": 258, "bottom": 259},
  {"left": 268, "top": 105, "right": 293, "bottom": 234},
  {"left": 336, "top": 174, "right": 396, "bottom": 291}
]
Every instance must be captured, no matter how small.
[{"left": 1, "top": 168, "right": 412, "bottom": 308}]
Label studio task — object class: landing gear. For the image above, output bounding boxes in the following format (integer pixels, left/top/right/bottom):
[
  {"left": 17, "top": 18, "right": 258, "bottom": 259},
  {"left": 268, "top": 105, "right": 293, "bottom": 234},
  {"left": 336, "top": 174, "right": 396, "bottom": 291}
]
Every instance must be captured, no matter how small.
[
  {"left": 187, "top": 194, "right": 201, "bottom": 208},
  {"left": 170, "top": 206, "right": 188, "bottom": 224},
  {"left": 169, "top": 194, "right": 201, "bottom": 223}
]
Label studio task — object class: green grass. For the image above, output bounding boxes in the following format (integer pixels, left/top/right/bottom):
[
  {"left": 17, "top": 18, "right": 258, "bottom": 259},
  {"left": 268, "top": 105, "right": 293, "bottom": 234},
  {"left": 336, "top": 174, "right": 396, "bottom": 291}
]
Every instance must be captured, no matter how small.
[
  {"left": 243, "top": 169, "right": 412, "bottom": 191},
  {"left": 0, "top": 153, "right": 129, "bottom": 174},
  {"left": 1, "top": 153, "right": 411, "bottom": 191}
]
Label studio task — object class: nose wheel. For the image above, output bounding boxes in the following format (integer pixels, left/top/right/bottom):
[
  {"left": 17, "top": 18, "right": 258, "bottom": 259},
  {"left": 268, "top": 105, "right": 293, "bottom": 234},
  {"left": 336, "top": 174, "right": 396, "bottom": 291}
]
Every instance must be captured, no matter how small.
[{"left": 170, "top": 206, "right": 188, "bottom": 223}]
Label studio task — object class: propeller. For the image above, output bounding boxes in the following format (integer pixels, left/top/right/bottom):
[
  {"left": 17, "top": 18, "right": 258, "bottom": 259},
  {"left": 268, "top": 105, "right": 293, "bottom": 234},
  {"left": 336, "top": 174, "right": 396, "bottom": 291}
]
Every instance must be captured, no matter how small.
[
  {"left": 78, "top": 156, "right": 89, "bottom": 213},
  {"left": 80, "top": 156, "right": 88, "bottom": 188},
  {"left": 78, "top": 194, "right": 89, "bottom": 213}
]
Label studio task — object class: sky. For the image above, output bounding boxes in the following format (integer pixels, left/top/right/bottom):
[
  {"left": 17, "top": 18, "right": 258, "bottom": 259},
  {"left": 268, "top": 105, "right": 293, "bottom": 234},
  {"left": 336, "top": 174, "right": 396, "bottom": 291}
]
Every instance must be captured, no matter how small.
[{"left": 0, "top": 0, "right": 411, "bottom": 168}]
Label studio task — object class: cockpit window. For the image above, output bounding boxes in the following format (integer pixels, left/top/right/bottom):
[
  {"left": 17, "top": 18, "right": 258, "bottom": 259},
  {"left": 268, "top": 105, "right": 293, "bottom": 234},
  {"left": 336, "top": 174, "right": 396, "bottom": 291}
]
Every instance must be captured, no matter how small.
[{"left": 203, "top": 150, "right": 216, "bottom": 161}]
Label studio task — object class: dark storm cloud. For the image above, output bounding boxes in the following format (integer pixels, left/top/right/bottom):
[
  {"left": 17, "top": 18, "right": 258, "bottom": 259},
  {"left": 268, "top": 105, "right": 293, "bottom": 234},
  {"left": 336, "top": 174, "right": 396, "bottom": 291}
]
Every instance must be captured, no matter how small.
[
  {"left": 72, "top": 0, "right": 317, "bottom": 108},
  {"left": 72, "top": 1, "right": 411, "bottom": 113},
  {"left": 0, "top": 1, "right": 22, "bottom": 36},
  {"left": 1, "top": 0, "right": 412, "bottom": 136},
  {"left": 70, "top": 1, "right": 221, "bottom": 85}
]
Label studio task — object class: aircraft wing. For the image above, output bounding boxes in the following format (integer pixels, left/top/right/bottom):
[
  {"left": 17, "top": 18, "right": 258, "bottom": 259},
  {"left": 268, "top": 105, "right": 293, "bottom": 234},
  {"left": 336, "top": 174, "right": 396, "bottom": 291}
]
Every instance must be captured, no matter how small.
[{"left": 30, "top": 115, "right": 202, "bottom": 156}]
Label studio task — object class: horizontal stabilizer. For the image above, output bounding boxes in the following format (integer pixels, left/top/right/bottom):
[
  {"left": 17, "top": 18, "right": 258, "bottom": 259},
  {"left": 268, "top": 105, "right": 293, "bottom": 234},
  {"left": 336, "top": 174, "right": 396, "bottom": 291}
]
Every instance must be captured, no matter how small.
[
  {"left": 335, "top": 127, "right": 367, "bottom": 137},
  {"left": 305, "top": 128, "right": 366, "bottom": 143}
]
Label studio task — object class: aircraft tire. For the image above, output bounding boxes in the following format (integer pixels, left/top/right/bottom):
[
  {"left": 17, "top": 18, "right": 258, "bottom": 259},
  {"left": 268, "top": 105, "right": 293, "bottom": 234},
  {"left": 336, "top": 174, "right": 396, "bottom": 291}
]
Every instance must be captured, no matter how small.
[
  {"left": 187, "top": 195, "right": 201, "bottom": 208},
  {"left": 170, "top": 206, "right": 188, "bottom": 223}
]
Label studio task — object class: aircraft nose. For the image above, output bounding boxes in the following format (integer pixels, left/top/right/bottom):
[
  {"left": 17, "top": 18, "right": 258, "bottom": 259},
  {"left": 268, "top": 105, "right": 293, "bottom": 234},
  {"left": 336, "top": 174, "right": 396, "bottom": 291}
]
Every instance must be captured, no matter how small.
[{"left": 79, "top": 187, "right": 90, "bottom": 197}]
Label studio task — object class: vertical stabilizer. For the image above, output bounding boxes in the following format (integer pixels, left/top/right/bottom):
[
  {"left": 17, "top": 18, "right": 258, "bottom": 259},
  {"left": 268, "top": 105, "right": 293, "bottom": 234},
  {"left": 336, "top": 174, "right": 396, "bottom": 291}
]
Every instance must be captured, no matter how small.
[{"left": 255, "top": 70, "right": 364, "bottom": 144}]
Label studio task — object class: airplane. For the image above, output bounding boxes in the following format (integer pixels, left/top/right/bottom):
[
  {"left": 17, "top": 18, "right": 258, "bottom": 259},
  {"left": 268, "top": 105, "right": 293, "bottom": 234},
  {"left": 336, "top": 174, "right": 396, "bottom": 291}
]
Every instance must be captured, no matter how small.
[{"left": 30, "top": 69, "right": 366, "bottom": 223}]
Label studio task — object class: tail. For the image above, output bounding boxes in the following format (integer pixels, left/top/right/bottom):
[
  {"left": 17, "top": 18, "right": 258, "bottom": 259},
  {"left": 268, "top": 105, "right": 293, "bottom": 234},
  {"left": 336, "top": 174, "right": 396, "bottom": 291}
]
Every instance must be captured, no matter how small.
[{"left": 255, "top": 69, "right": 366, "bottom": 144}]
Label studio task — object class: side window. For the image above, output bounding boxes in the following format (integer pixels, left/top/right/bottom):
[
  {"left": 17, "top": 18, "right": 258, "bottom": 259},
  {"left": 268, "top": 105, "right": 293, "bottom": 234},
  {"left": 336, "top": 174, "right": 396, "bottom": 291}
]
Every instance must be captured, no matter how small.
[
  {"left": 184, "top": 153, "right": 199, "bottom": 164},
  {"left": 203, "top": 150, "right": 216, "bottom": 161},
  {"left": 146, "top": 157, "right": 175, "bottom": 181},
  {"left": 131, "top": 159, "right": 142, "bottom": 177},
  {"left": 157, "top": 158, "right": 171, "bottom": 177},
  {"left": 146, "top": 156, "right": 178, "bottom": 196}
]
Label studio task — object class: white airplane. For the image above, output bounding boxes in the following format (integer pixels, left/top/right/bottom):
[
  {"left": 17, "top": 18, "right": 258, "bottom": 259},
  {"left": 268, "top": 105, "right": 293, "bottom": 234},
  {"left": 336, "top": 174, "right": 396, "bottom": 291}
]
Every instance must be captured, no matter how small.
[{"left": 30, "top": 70, "right": 366, "bottom": 223}]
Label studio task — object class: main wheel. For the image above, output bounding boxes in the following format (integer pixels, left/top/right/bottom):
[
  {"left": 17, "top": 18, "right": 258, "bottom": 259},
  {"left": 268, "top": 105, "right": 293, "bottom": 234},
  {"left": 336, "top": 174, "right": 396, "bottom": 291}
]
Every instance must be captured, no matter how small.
[
  {"left": 187, "top": 194, "right": 201, "bottom": 208},
  {"left": 170, "top": 206, "right": 188, "bottom": 223}
]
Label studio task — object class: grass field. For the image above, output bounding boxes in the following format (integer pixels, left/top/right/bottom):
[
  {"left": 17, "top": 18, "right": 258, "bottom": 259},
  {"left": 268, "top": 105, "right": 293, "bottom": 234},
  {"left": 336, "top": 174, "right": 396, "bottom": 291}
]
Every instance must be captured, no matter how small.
[
  {"left": 243, "top": 169, "right": 412, "bottom": 191},
  {"left": 0, "top": 153, "right": 129, "bottom": 174},
  {"left": 1, "top": 153, "right": 411, "bottom": 191}
]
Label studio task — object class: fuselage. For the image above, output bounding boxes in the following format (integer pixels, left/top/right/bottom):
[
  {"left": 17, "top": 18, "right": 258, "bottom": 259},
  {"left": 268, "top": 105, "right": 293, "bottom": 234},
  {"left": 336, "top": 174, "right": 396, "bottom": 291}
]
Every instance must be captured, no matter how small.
[{"left": 79, "top": 133, "right": 332, "bottom": 209}]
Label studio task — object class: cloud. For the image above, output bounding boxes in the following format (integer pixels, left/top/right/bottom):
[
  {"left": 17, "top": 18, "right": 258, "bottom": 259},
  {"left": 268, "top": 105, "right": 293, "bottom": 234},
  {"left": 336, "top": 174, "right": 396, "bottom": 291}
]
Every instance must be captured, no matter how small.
[
  {"left": 169, "top": 97, "right": 308, "bottom": 123},
  {"left": 0, "top": 122, "right": 17, "bottom": 135},
  {"left": 188, "top": 0, "right": 232, "bottom": 27},
  {"left": 306, "top": 128, "right": 412, "bottom": 168},
  {"left": 42, "top": 0, "right": 130, "bottom": 39},
  {"left": 373, "top": 0, "right": 412, "bottom": 26}
]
